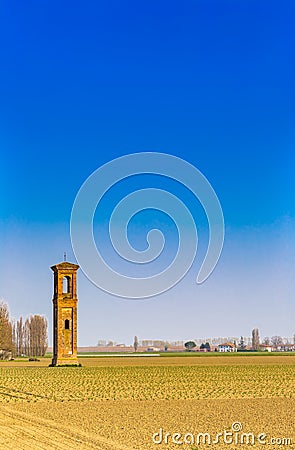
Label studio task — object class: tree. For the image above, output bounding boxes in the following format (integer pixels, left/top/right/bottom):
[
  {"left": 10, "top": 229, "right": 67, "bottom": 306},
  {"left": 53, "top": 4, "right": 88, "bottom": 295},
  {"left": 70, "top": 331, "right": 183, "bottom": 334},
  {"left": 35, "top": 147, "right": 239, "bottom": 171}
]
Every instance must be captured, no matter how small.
[
  {"left": 271, "top": 335, "right": 283, "bottom": 349},
  {"left": 239, "top": 336, "right": 246, "bottom": 349},
  {"left": 200, "top": 342, "right": 210, "bottom": 351},
  {"left": 184, "top": 341, "right": 196, "bottom": 351},
  {"left": 15, "top": 316, "right": 24, "bottom": 356},
  {"left": 29, "top": 315, "right": 48, "bottom": 356},
  {"left": 133, "top": 336, "right": 138, "bottom": 352},
  {"left": 204, "top": 342, "right": 210, "bottom": 351},
  {"left": 0, "top": 301, "right": 14, "bottom": 358},
  {"left": 251, "top": 328, "right": 260, "bottom": 350},
  {"left": 19, "top": 315, "right": 48, "bottom": 357},
  {"left": 262, "top": 337, "right": 271, "bottom": 346}
]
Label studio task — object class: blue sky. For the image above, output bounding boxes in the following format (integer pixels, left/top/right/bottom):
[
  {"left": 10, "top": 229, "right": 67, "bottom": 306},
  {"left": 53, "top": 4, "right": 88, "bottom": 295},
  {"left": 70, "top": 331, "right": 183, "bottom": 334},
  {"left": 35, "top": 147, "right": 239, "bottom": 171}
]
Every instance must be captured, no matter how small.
[{"left": 1, "top": 1, "right": 295, "bottom": 345}]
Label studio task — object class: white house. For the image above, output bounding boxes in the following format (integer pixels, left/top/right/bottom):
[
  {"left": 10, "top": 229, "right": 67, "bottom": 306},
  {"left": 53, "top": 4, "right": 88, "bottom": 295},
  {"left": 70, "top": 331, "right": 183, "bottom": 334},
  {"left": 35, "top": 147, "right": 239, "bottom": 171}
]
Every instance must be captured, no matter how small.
[
  {"left": 218, "top": 342, "right": 237, "bottom": 353},
  {"left": 260, "top": 344, "right": 274, "bottom": 352}
]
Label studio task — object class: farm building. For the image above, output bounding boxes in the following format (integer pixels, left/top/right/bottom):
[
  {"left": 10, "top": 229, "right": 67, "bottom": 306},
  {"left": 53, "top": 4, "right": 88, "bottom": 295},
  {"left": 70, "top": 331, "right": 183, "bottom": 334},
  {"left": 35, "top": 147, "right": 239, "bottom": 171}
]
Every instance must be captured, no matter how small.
[
  {"left": 276, "top": 343, "right": 295, "bottom": 352},
  {"left": 260, "top": 344, "right": 274, "bottom": 352},
  {"left": 218, "top": 342, "right": 237, "bottom": 352}
]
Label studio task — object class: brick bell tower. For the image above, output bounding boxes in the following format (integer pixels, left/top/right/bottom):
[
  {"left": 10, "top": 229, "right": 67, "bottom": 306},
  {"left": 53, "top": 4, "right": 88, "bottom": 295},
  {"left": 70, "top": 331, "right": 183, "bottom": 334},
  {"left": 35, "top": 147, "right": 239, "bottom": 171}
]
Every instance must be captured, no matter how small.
[{"left": 51, "top": 261, "right": 80, "bottom": 366}]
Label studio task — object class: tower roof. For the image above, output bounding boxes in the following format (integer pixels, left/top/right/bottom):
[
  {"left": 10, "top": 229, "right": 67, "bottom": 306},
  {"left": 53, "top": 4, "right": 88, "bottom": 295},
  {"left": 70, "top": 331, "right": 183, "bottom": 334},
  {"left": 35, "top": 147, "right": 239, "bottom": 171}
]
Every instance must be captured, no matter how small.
[{"left": 51, "top": 261, "right": 80, "bottom": 272}]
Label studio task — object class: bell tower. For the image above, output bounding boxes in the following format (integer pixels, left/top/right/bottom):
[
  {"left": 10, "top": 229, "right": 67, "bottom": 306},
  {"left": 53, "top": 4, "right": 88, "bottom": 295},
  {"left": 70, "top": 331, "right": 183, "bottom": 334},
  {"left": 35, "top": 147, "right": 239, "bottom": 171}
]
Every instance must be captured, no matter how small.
[{"left": 51, "top": 261, "right": 80, "bottom": 366}]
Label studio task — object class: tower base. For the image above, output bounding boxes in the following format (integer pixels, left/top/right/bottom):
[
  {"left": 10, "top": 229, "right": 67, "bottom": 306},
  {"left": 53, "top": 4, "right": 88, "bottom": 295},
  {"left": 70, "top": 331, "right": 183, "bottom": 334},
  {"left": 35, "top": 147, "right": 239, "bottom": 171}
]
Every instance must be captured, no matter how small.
[{"left": 51, "top": 357, "right": 80, "bottom": 366}]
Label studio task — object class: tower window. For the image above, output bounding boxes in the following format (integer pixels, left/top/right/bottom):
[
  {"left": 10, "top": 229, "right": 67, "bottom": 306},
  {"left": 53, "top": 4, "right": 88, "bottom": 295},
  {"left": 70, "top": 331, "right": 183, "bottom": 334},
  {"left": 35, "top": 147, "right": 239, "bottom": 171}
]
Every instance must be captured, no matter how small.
[
  {"left": 62, "top": 276, "right": 71, "bottom": 294},
  {"left": 65, "top": 319, "right": 70, "bottom": 330}
]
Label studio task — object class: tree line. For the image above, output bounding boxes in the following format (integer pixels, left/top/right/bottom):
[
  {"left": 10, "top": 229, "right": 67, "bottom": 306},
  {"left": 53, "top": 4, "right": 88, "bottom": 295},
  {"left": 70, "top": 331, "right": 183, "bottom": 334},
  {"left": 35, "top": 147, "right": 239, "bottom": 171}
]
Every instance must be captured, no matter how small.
[
  {"left": 183, "top": 328, "right": 294, "bottom": 352},
  {"left": 0, "top": 300, "right": 48, "bottom": 359}
]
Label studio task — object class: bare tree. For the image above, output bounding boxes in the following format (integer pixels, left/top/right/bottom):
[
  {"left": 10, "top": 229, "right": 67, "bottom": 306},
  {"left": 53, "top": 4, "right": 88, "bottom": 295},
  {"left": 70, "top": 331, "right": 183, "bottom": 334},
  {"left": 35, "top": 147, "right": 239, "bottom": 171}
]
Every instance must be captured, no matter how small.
[
  {"left": 271, "top": 335, "right": 283, "bottom": 349},
  {"left": 262, "top": 336, "right": 271, "bottom": 346},
  {"left": 0, "top": 301, "right": 14, "bottom": 358},
  {"left": 239, "top": 336, "right": 246, "bottom": 349},
  {"left": 251, "top": 328, "right": 260, "bottom": 350},
  {"left": 24, "top": 318, "right": 30, "bottom": 356},
  {"left": 19, "top": 315, "right": 48, "bottom": 357},
  {"left": 0, "top": 300, "right": 48, "bottom": 358},
  {"left": 12, "top": 319, "right": 16, "bottom": 356},
  {"left": 134, "top": 336, "right": 138, "bottom": 352},
  {"left": 16, "top": 316, "right": 24, "bottom": 356},
  {"left": 30, "top": 315, "right": 48, "bottom": 356}
]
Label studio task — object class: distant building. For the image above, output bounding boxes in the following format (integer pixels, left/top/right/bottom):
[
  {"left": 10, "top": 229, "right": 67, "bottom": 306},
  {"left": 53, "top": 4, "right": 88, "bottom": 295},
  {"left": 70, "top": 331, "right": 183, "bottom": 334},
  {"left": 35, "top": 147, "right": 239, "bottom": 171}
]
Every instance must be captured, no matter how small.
[
  {"left": 218, "top": 342, "right": 237, "bottom": 353},
  {"left": 276, "top": 343, "right": 295, "bottom": 352},
  {"left": 260, "top": 344, "right": 274, "bottom": 352}
]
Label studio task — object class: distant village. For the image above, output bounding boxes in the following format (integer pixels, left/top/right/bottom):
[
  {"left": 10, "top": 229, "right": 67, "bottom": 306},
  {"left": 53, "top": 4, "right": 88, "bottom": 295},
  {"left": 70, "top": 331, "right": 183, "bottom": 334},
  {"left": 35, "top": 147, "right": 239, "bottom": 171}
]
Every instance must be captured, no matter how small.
[{"left": 82, "top": 329, "right": 295, "bottom": 353}]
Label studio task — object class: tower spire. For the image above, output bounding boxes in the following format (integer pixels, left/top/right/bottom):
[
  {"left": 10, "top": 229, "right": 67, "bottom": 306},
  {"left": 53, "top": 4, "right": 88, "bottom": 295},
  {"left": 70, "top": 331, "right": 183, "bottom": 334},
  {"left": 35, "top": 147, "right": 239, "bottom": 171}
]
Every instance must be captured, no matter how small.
[{"left": 64, "top": 252, "right": 66, "bottom": 262}]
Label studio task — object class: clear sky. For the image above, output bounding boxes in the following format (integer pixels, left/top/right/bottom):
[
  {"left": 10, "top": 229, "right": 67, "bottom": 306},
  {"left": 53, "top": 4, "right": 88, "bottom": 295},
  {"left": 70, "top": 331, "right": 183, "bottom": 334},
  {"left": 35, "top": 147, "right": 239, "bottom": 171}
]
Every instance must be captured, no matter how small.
[{"left": 1, "top": 1, "right": 295, "bottom": 345}]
